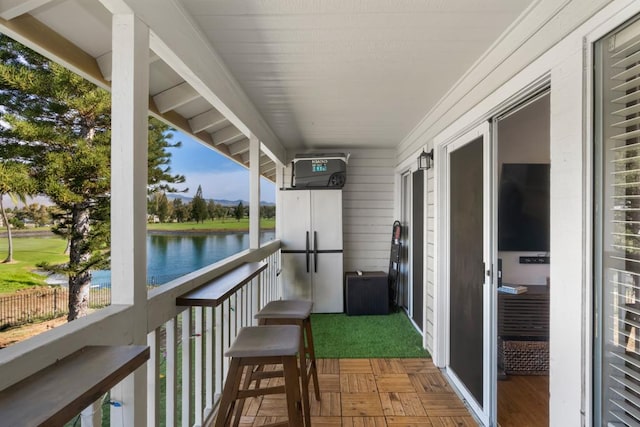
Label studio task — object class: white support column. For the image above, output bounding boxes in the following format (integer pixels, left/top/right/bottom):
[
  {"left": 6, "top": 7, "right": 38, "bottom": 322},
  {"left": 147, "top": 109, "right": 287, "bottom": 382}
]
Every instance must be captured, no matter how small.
[
  {"left": 275, "top": 160, "right": 284, "bottom": 241},
  {"left": 108, "top": 12, "right": 149, "bottom": 427},
  {"left": 249, "top": 134, "right": 260, "bottom": 249}
]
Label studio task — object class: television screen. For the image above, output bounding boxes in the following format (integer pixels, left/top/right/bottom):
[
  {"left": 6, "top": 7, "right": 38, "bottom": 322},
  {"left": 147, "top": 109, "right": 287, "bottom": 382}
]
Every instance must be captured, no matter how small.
[{"left": 498, "top": 163, "right": 550, "bottom": 251}]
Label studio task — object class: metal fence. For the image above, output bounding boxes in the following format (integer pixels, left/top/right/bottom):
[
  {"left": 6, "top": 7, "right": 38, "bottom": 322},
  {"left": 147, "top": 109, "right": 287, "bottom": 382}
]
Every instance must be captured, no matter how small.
[{"left": 0, "top": 286, "right": 112, "bottom": 328}]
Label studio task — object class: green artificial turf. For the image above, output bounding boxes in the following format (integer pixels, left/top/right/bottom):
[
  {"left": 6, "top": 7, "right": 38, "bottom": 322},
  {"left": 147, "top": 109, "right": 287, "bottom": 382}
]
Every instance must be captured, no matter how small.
[{"left": 310, "top": 311, "right": 430, "bottom": 359}]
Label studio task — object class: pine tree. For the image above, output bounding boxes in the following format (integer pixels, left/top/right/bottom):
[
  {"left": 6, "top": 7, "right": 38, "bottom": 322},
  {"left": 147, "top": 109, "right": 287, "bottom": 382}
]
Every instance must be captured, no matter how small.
[
  {"left": 191, "top": 185, "right": 208, "bottom": 223},
  {"left": 207, "top": 199, "right": 216, "bottom": 220},
  {"left": 0, "top": 35, "right": 185, "bottom": 320},
  {"left": 173, "top": 198, "right": 187, "bottom": 222},
  {"left": 235, "top": 201, "right": 244, "bottom": 222},
  {"left": 157, "top": 192, "right": 170, "bottom": 223}
]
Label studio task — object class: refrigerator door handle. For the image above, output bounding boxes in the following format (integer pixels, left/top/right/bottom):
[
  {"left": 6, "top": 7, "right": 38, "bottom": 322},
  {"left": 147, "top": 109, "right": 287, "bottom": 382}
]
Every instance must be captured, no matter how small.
[
  {"left": 314, "top": 231, "right": 318, "bottom": 273},
  {"left": 306, "top": 231, "right": 310, "bottom": 273}
]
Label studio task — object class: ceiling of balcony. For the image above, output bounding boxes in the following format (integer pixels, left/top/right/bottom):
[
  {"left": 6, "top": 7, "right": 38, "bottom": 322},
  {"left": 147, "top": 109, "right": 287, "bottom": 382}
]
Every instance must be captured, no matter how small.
[{"left": 0, "top": 0, "right": 534, "bottom": 173}]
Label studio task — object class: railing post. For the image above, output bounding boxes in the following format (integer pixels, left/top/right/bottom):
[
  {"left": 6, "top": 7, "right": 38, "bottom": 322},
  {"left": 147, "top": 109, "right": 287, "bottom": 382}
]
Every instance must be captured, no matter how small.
[
  {"left": 166, "top": 318, "right": 178, "bottom": 426},
  {"left": 181, "top": 309, "right": 192, "bottom": 426},
  {"left": 80, "top": 399, "right": 102, "bottom": 426},
  {"left": 205, "top": 307, "right": 214, "bottom": 417},
  {"left": 146, "top": 329, "right": 160, "bottom": 426},
  {"left": 194, "top": 307, "right": 203, "bottom": 426}
]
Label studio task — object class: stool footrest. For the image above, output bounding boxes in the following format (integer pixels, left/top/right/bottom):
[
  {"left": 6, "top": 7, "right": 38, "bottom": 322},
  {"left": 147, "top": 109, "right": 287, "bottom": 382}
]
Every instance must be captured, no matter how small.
[
  {"left": 238, "top": 386, "right": 285, "bottom": 399},
  {"left": 251, "top": 370, "right": 284, "bottom": 380}
]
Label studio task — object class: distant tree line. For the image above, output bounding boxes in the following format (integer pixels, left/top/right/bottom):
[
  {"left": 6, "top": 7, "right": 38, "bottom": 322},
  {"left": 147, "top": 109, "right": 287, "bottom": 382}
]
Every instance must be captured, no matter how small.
[
  {"left": 148, "top": 185, "right": 276, "bottom": 223},
  {"left": 0, "top": 203, "right": 61, "bottom": 229}
]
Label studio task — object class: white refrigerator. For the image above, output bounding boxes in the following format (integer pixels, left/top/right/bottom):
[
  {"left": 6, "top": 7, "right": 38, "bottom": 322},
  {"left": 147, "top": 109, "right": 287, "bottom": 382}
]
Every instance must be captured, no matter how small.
[{"left": 280, "top": 189, "right": 343, "bottom": 313}]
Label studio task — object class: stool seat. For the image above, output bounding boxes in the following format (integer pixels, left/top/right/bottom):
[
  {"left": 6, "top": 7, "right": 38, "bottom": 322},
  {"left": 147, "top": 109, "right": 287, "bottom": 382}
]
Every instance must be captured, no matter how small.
[
  {"left": 255, "top": 300, "right": 313, "bottom": 319},
  {"left": 225, "top": 325, "right": 299, "bottom": 358},
  {"left": 251, "top": 299, "right": 319, "bottom": 427},
  {"left": 215, "top": 325, "right": 304, "bottom": 427}
]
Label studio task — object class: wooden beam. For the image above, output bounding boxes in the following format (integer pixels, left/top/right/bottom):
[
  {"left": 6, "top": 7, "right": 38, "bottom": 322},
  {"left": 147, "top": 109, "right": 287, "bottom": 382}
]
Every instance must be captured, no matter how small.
[
  {"left": 188, "top": 109, "right": 227, "bottom": 134},
  {"left": 122, "top": 0, "right": 286, "bottom": 163},
  {"left": 0, "top": 0, "right": 54, "bottom": 21},
  {"left": 153, "top": 81, "right": 199, "bottom": 114},
  {"left": 96, "top": 49, "right": 160, "bottom": 81},
  {"left": 0, "top": 14, "right": 108, "bottom": 89},
  {"left": 212, "top": 125, "right": 245, "bottom": 146},
  {"left": 260, "top": 163, "right": 276, "bottom": 175},
  {"left": 228, "top": 138, "right": 250, "bottom": 156}
]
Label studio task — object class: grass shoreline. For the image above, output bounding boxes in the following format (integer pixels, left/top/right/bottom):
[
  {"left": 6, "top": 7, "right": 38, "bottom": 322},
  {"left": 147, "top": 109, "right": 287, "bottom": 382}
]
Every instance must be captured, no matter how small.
[{"left": 0, "top": 218, "right": 276, "bottom": 294}]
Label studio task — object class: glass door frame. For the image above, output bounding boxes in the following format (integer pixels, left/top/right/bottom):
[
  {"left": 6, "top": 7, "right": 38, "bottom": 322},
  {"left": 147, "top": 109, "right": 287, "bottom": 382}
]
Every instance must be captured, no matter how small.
[{"left": 438, "top": 121, "right": 497, "bottom": 426}]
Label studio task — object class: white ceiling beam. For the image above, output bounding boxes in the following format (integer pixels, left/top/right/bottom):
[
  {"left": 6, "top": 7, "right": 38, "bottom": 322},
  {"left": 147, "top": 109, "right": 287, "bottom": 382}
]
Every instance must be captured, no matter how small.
[
  {"left": 240, "top": 152, "right": 250, "bottom": 165},
  {"left": 0, "top": 0, "right": 53, "bottom": 20},
  {"left": 212, "top": 125, "right": 245, "bottom": 146},
  {"left": 152, "top": 82, "right": 199, "bottom": 114},
  {"left": 260, "top": 155, "right": 271, "bottom": 167},
  {"left": 240, "top": 152, "right": 271, "bottom": 166},
  {"left": 228, "top": 138, "right": 250, "bottom": 156},
  {"left": 189, "top": 109, "right": 227, "bottom": 134},
  {"left": 117, "top": 0, "right": 285, "bottom": 163},
  {"left": 260, "top": 163, "right": 276, "bottom": 175},
  {"left": 96, "top": 50, "right": 160, "bottom": 81}
]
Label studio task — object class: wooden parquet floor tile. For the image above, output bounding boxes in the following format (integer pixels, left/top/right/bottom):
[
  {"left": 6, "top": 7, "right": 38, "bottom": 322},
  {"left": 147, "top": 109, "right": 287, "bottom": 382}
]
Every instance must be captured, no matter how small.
[
  {"left": 213, "top": 358, "right": 478, "bottom": 427},
  {"left": 340, "top": 359, "right": 373, "bottom": 373},
  {"left": 341, "top": 373, "right": 378, "bottom": 393},
  {"left": 371, "top": 358, "right": 406, "bottom": 375}
]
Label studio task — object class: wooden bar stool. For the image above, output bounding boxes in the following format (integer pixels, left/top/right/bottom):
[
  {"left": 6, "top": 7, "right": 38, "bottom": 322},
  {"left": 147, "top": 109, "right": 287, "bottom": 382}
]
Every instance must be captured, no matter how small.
[
  {"left": 215, "top": 325, "right": 303, "bottom": 427},
  {"left": 255, "top": 300, "right": 320, "bottom": 427}
]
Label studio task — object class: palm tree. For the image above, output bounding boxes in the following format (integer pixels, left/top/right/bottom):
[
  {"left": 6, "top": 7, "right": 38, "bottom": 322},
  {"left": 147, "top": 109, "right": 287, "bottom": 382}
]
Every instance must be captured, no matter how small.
[{"left": 0, "top": 162, "right": 34, "bottom": 263}]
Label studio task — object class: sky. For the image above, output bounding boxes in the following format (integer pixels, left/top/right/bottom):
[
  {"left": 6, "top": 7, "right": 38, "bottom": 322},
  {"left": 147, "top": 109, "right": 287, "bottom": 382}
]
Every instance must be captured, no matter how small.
[{"left": 166, "top": 130, "right": 276, "bottom": 203}]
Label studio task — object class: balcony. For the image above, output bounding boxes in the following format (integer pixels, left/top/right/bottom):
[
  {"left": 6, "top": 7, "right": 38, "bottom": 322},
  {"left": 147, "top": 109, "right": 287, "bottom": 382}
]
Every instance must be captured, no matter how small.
[{"left": 0, "top": 240, "right": 475, "bottom": 426}]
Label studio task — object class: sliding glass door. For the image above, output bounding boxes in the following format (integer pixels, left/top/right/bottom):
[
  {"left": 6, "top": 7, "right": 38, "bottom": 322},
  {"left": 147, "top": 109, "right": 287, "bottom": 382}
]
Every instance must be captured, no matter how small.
[{"left": 446, "top": 122, "right": 493, "bottom": 425}]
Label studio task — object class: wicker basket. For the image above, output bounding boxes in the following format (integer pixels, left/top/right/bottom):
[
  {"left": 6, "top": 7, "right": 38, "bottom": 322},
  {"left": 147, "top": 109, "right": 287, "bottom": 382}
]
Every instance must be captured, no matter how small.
[{"left": 498, "top": 337, "right": 549, "bottom": 375}]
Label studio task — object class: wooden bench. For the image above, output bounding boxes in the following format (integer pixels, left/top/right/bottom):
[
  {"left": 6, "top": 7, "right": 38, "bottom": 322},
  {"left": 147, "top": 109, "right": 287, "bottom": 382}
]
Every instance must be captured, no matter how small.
[
  {"left": 176, "top": 262, "right": 267, "bottom": 308},
  {"left": 0, "top": 345, "right": 149, "bottom": 426}
]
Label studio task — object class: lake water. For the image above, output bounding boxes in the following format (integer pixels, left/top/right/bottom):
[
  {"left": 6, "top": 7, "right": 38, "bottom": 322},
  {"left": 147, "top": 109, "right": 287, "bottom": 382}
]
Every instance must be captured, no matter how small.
[{"left": 91, "top": 230, "right": 275, "bottom": 286}]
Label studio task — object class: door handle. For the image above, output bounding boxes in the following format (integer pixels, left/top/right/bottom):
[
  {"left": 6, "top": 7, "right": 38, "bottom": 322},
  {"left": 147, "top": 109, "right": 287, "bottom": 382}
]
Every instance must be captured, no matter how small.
[
  {"left": 314, "top": 231, "right": 318, "bottom": 273},
  {"left": 306, "top": 231, "right": 310, "bottom": 273}
]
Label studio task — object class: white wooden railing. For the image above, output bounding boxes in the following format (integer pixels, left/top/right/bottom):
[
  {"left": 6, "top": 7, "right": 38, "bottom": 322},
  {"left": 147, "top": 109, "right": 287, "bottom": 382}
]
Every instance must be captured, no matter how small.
[
  {"left": 146, "top": 242, "right": 281, "bottom": 426},
  {"left": 0, "top": 240, "right": 282, "bottom": 426}
]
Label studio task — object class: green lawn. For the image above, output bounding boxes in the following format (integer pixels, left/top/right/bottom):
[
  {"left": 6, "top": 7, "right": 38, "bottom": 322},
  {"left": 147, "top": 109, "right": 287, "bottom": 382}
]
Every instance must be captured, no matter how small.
[
  {"left": 0, "top": 236, "right": 68, "bottom": 294},
  {"left": 147, "top": 217, "right": 275, "bottom": 232}
]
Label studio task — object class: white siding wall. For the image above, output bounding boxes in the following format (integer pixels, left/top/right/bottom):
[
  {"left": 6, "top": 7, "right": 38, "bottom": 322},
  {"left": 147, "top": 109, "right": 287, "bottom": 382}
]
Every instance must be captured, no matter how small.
[
  {"left": 282, "top": 149, "right": 395, "bottom": 273},
  {"left": 342, "top": 149, "right": 396, "bottom": 272},
  {"left": 395, "top": 0, "right": 640, "bottom": 425}
]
